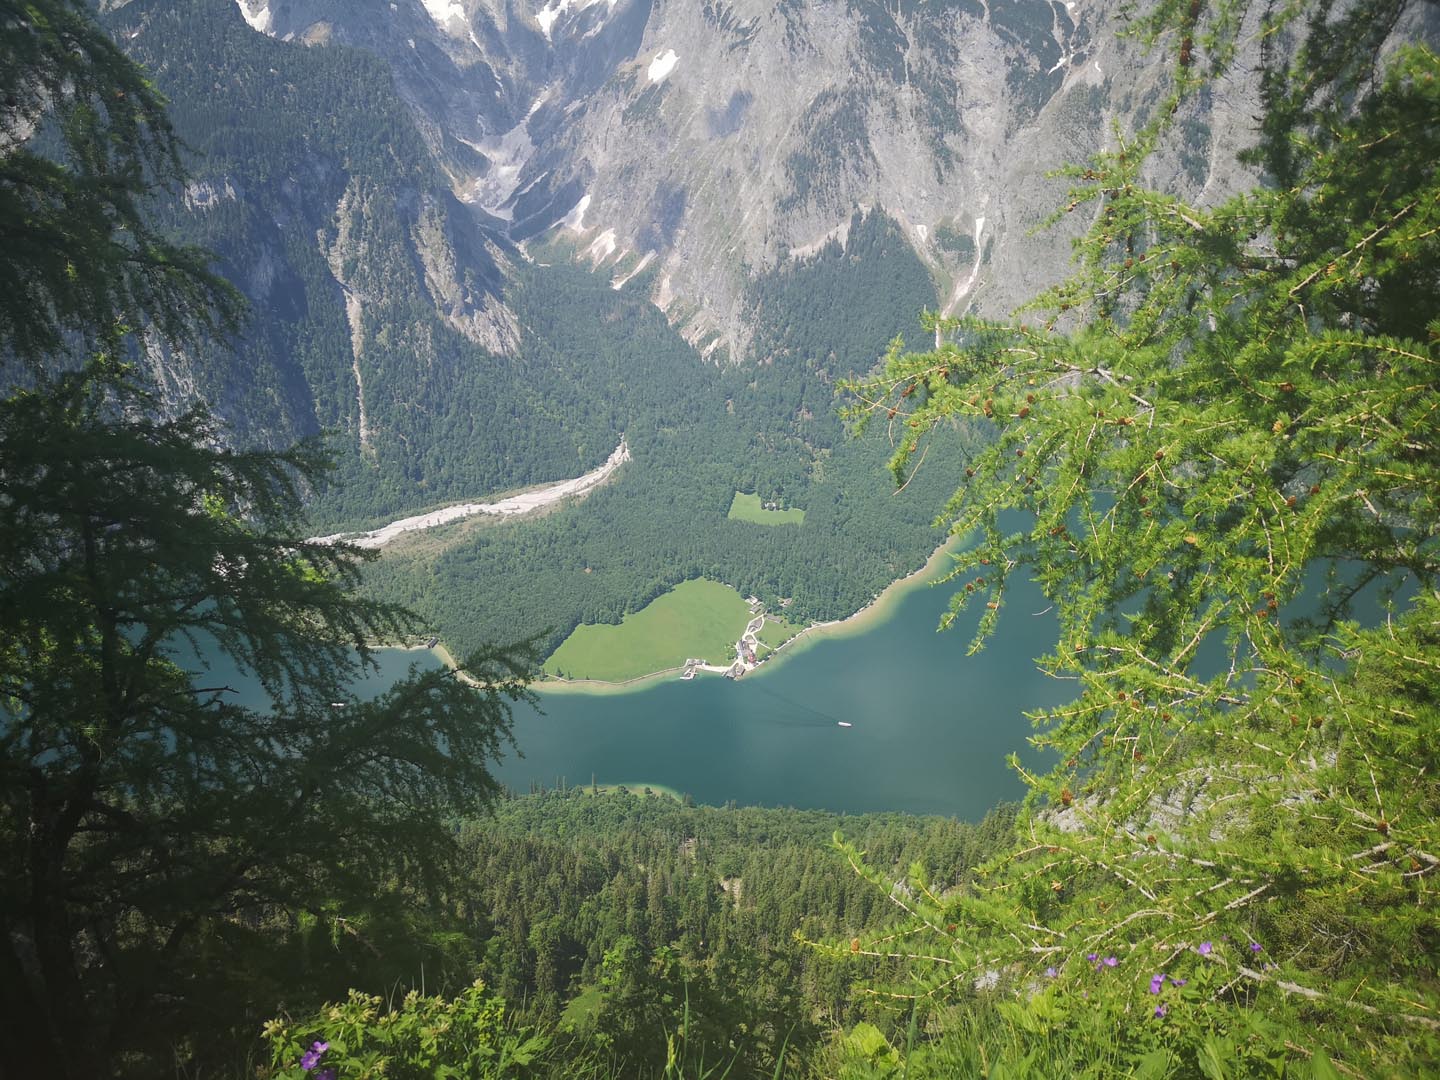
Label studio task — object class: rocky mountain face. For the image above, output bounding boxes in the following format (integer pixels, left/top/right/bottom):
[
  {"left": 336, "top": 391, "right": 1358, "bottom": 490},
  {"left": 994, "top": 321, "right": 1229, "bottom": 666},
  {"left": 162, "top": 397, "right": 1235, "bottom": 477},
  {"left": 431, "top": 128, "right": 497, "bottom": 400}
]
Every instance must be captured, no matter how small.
[
  {"left": 98, "top": 0, "right": 1421, "bottom": 655},
  {"left": 225, "top": 0, "right": 1264, "bottom": 363},
  {"left": 96, "top": 0, "right": 1293, "bottom": 537}
]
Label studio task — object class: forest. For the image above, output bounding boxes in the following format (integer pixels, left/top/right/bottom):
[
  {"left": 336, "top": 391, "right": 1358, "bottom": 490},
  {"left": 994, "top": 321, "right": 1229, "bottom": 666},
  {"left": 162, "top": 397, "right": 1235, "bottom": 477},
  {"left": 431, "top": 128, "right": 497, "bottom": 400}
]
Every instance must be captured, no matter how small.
[
  {"left": 1, "top": 0, "right": 1436, "bottom": 1078},
  {"left": 106, "top": 0, "right": 987, "bottom": 664}
]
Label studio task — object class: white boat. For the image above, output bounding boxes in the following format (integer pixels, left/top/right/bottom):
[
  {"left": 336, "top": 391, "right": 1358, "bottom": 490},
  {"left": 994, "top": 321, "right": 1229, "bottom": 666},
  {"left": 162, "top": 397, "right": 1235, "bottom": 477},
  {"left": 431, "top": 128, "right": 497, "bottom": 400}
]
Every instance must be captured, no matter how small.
[{"left": 837, "top": 721, "right": 852, "bottom": 728}]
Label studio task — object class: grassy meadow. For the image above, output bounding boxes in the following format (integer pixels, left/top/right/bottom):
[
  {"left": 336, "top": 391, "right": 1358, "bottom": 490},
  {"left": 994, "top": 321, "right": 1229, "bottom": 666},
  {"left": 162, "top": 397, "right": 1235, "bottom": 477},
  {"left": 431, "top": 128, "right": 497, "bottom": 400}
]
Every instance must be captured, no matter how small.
[
  {"left": 543, "top": 579, "right": 750, "bottom": 682},
  {"left": 727, "top": 491, "right": 805, "bottom": 525},
  {"left": 755, "top": 615, "right": 806, "bottom": 651}
]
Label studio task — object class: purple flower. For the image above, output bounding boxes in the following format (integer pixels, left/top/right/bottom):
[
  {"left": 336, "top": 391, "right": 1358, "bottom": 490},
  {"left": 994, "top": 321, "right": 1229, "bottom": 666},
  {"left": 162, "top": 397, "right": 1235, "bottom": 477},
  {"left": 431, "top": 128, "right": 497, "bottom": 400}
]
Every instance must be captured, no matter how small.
[
  {"left": 1249, "top": 941, "right": 1263, "bottom": 953},
  {"left": 1086, "top": 953, "right": 1098, "bottom": 963},
  {"left": 1169, "top": 977, "right": 1188, "bottom": 987},
  {"left": 1103, "top": 956, "right": 1118, "bottom": 967},
  {"left": 1154, "top": 1004, "right": 1168, "bottom": 1018},
  {"left": 300, "top": 1041, "right": 330, "bottom": 1072},
  {"left": 1197, "top": 942, "right": 1213, "bottom": 956},
  {"left": 1149, "top": 974, "right": 1165, "bottom": 994},
  {"left": 1044, "top": 966, "right": 1058, "bottom": 978},
  {"left": 315, "top": 1072, "right": 337, "bottom": 1080}
]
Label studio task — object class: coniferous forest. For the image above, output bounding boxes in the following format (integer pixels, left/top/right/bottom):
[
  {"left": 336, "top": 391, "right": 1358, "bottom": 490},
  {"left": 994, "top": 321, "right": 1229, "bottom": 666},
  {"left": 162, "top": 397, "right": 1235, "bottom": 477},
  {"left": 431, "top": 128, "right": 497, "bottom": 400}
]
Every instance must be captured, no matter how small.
[{"left": 1, "top": 1, "right": 1437, "bottom": 1079}]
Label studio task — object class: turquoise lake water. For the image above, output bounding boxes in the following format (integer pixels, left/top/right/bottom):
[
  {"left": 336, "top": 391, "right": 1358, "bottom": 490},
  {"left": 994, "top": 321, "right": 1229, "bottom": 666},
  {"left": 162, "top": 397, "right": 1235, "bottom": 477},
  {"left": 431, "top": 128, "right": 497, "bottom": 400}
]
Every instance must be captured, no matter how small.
[
  {"left": 194, "top": 568, "right": 1068, "bottom": 819},
  {"left": 501, "top": 571, "right": 1064, "bottom": 818}
]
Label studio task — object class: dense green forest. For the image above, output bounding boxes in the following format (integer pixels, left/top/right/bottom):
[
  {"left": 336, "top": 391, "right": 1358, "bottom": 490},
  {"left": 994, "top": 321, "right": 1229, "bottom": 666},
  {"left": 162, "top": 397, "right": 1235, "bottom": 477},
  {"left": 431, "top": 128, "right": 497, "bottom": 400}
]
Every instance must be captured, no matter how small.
[
  {"left": 360, "top": 211, "right": 975, "bottom": 659},
  {"left": 106, "top": 0, "right": 985, "bottom": 663},
  {"left": 3, "top": 1, "right": 1437, "bottom": 1078}
]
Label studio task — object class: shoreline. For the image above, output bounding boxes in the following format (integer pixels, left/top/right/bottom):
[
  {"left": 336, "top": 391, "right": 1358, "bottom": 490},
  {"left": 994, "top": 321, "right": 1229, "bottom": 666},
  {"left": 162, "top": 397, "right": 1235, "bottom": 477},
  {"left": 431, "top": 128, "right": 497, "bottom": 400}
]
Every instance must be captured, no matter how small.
[{"left": 518, "top": 534, "right": 965, "bottom": 696}]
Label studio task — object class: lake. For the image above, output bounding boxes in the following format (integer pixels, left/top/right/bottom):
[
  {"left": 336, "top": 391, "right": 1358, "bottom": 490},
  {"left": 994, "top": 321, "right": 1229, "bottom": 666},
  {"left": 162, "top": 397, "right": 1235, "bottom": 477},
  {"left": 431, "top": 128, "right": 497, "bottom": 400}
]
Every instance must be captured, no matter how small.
[
  {"left": 194, "top": 563, "right": 1068, "bottom": 819},
  {"left": 499, "top": 569, "right": 1065, "bottom": 818}
]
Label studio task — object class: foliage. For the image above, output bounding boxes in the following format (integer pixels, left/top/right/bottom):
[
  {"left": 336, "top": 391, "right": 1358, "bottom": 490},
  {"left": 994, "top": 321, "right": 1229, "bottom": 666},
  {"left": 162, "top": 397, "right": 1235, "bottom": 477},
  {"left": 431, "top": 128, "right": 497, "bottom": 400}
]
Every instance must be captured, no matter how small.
[
  {"left": 838, "top": 0, "right": 1439, "bottom": 1073},
  {"left": 0, "top": 355, "right": 537, "bottom": 1080},
  {"left": 0, "top": 0, "right": 238, "bottom": 365},
  {"left": 362, "top": 216, "right": 966, "bottom": 663},
  {"left": 263, "top": 981, "right": 554, "bottom": 1080},
  {"left": 0, "top": 3, "right": 536, "bottom": 1075},
  {"left": 444, "top": 789, "right": 1018, "bottom": 1079}
]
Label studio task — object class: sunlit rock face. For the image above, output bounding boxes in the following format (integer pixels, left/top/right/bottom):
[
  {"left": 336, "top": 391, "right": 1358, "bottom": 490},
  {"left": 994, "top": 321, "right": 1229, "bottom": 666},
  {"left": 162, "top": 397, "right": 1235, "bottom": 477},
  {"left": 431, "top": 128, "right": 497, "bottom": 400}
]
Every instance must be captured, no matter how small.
[{"left": 225, "top": 0, "right": 1266, "bottom": 363}]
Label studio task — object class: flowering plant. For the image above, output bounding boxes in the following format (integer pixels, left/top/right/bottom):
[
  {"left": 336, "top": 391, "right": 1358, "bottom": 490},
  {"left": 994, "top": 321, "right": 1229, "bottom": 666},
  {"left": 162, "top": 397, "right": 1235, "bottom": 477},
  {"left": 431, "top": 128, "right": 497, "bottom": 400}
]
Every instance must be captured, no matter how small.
[{"left": 262, "top": 981, "right": 550, "bottom": 1079}]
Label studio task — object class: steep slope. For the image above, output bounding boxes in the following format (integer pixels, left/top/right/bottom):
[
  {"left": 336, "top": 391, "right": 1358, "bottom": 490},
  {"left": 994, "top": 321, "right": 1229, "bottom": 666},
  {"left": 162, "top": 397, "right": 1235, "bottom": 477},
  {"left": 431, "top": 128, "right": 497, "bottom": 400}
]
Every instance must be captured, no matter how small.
[
  {"left": 229, "top": 0, "right": 1265, "bottom": 364},
  {"left": 114, "top": 0, "right": 624, "bottom": 525},
  {"left": 98, "top": 0, "right": 1284, "bottom": 655}
]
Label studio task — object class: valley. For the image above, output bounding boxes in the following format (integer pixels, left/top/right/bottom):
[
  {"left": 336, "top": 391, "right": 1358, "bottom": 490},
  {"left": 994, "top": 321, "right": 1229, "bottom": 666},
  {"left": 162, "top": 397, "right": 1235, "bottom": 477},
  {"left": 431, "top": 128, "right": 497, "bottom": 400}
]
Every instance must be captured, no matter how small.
[
  {"left": 99, "top": 0, "right": 1250, "bottom": 676},
  {"left": 6, "top": 0, "right": 1437, "bottom": 1076}
]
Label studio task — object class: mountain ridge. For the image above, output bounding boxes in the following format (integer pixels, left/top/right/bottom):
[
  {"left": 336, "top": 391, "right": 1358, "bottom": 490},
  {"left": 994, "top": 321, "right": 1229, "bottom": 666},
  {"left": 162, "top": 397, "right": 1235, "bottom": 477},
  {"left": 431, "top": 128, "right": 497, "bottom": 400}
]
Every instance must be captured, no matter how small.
[{"left": 218, "top": 0, "right": 1264, "bottom": 365}]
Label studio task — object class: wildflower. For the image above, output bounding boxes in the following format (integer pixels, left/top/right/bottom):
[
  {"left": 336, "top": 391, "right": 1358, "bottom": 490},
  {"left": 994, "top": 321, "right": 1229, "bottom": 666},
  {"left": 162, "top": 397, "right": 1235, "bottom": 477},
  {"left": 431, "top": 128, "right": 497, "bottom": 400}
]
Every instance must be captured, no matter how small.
[
  {"left": 1086, "top": 953, "right": 1098, "bottom": 963},
  {"left": 1249, "top": 941, "right": 1263, "bottom": 953},
  {"left": 1168, "top": 977, "right": 1187, "bottom": 987},
  {"left": 1154, "top": 1004, "right": 1168, "bottom": 1018},
  {"left": 1197, "top": 942, "right": 1212, "bottom": 956},
  {"left": 1103, "top": 956, "right": 1118, "bottom": 967},
  {"left": 315, "top": 1072, "right": 337, "bottom": 1080},
  {"left": 300, "top": 1041, "right": 330, "bottom": 1071},
  {"left": 1044, "top": 966, "right": 1058, "bottom": 978},
  {"left": 1149, "top": 974, "right": 1165, "bottom": 994}
]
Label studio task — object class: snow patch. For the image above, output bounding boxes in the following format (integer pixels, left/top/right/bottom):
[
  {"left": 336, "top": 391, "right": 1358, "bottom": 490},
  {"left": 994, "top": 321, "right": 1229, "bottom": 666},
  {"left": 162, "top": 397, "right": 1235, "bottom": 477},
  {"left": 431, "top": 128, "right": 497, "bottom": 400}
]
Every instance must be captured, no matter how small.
[
  {"left": 420, "top": 0, "right": 465, "bottom": 29},
  {"left": 536, "top": 0, "right": 613, "bottom": 42},
  {"left": 460, "top": 93, "right": 552, "bottom": 217},
  {"left": 235, "top": 1, "right": 272, "bottom": 34},
  {"left": 648, "top": 49, "right": 679, "bottom": 83}
]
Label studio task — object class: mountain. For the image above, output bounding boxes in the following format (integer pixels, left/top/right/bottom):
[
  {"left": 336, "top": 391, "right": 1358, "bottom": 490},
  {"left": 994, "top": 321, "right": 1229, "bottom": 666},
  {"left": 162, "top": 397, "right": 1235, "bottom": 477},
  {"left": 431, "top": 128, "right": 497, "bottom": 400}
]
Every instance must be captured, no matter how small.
[
  {"left": 219, "top": 0, "right": 1262, "bottom": 360},
  {"left": 98, "top": 0, "right": 1271, "bottom": 654}
]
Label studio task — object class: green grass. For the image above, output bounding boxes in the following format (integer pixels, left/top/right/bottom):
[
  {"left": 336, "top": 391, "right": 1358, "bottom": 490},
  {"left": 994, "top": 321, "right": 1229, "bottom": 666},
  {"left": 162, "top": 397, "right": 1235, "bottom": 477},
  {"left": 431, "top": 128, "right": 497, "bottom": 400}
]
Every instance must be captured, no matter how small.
[
  {"left": 560, "top": 985, "right": 603, "bottom": 1030},
  {"left": 727, "top": 491, "right": 805, "bottom": 526},
  {"left": 543, "top": 579, "right": 750, "bottom": 682},
  {"left": 756, "top": 615, "right": 806, "bottom": 651}
]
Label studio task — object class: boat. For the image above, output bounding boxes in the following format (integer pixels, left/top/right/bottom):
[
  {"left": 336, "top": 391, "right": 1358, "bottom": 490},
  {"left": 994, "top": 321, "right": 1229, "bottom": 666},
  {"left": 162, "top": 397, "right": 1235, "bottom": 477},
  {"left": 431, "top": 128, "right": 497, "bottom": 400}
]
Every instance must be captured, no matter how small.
[{"left": 837, "top": 721, "right": 852, "bottom": 728}]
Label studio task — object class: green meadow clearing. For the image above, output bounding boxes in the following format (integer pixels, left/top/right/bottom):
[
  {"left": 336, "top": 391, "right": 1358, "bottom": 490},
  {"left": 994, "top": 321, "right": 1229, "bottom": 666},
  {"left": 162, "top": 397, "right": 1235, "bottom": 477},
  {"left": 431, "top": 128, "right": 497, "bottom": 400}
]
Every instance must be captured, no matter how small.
[
  {"left": 727, "top": 491, "right": 805, "bottom": 525},
  {"left": 756, "top": 615, "right": 806, "bottom": 651},
  {"left": 543, "top": 579, "right": 751, "bottom": 682}
]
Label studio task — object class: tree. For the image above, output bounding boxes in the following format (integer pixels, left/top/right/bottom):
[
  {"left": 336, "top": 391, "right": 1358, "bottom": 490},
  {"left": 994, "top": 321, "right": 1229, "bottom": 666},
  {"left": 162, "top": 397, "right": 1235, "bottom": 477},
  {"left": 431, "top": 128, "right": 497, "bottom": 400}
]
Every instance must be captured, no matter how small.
[
  {"left": 0, "top": 4, "right": 535, "bottom": 1076},
  {"left": 840, "top": 0, "right": 1438, "bottom": 1072},
  {"left": 0, "top": 0, "right": 237, "bottom": 365}
]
